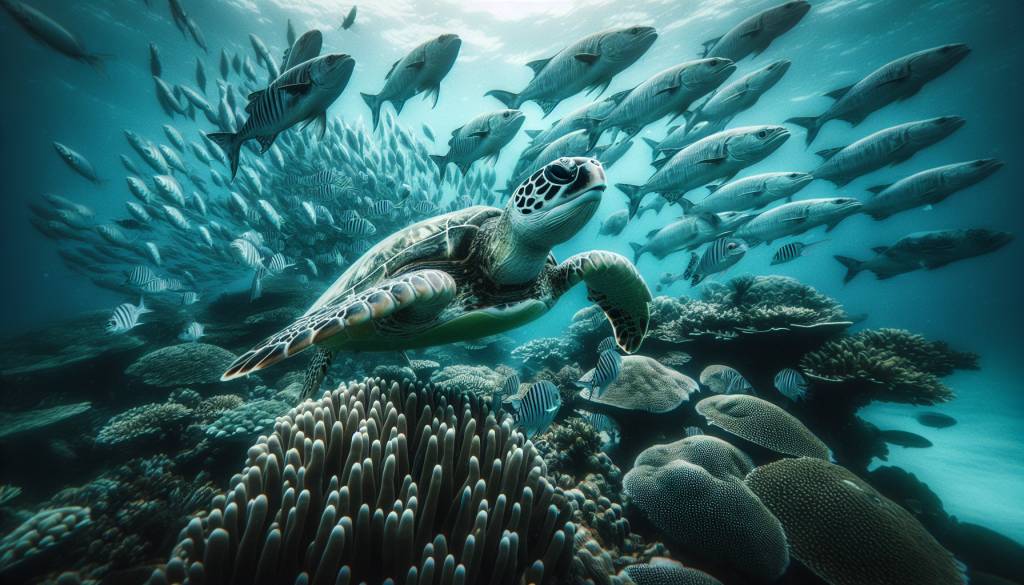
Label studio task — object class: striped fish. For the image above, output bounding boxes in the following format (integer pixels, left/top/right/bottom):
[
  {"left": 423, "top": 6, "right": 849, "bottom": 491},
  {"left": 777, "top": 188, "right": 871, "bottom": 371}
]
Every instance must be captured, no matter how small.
[
  {"left": 770, "top": 240, "right": 829, "bottom": 266},
  {"left": 685, "top": 426, "right": 704, "bottom": 437},
  {"left": 180, "top": 291, "right": 200, "bottom": 306},
  {"left": 774, "top": 368, "right": 808, "bottom": 401},
  {"left": 699, "top": 365, "right": 753, "bottom": 395},
  {"left": 596, "top": 336, "right": 617, "bottom": 353},
  {"left": 138, "top": 278, "right": 169, "bottom": 293},
  {"left": 125, "top": 265, "right": 158, "bottom": 287},
  {"left": 198, "top": 225, "right": 214, "bottom": 247},
  {"left": 230, "top": 238, "right": 264, "bottom": 269},
  {"left": 258, "top": 199, "right": 283, "bottom": 230},
  {"left": 576, "top": 349, "right": 622, "bottom": 399},
  {"left": 410, "top": 200, "right": 438, "bottom": 215},
  {"left": 125, "top": 201, "right": 151, "bottom": 223},
  {"left": 511, "top": 381, "right": 561, "bottom": 439},
  {"left": 250, "top": 267, "right": 266, "bottom": 302},
  {"left": 178, "top": 321, "right": 205, "bottom": 342},
  {"left": 365, "top": 199, "right": 403, "bottom": 218},
  {"left": 684, "top": 237, "right": 748, "bottom": 286},
  {"left": 162, "top": 205, "right": 191, "bottom": 231},
  {"left": 142, "top": 241, "right": 162, "bottom": 266},
  {"left": 579, "top": 411, "right": 621, "bottom": 444},
  {"left": 492, "top": 373, "right": 521, "bottom": 410},
  {"left": 106, "top": 297, "right": 151, "bottom": 334},
  {"left": 335, "top": 216, "right": 377, "bottom": 237},
  {"left": 267, "top": 253, "right": 294, "bottom": 275}
]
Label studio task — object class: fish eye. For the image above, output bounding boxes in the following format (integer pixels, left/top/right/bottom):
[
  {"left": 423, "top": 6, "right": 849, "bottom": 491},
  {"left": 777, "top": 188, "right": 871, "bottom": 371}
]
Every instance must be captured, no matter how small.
[
  {"left": 629, "top": 27, "right": 640, "bottom": 34},
  {"left": 757, "top": 130, "right": 768, "bottom": 138},
  {"left": 788, "top": 172, "right": 800, "bottom": 178},
  {"left": 502, "top": 112, "right": 510, "bottom": 118},
  {"left": 727, "top": 242, "right": 737, "bottom": 249}
]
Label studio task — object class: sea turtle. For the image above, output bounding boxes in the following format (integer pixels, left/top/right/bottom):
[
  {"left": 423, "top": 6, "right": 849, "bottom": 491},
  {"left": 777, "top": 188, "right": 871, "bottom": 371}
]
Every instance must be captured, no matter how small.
[{"left": 222, "top": 157, "right": 652, "bottom": 399}]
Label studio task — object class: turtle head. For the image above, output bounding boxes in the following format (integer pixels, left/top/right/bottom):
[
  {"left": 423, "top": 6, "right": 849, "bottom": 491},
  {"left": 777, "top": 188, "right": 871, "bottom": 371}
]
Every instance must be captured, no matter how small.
[{"left": 507, "top": 157, "right": 606, "bottom": 247}]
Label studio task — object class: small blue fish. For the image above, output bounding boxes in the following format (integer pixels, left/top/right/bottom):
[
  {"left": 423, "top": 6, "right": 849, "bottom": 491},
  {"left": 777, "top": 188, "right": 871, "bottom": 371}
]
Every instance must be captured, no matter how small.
[
  {"left": 492, "top": 373, "right": 520, "bottom": 410},
  {"left": 179, "top": 321, "right": 205, "bottom": 342}
]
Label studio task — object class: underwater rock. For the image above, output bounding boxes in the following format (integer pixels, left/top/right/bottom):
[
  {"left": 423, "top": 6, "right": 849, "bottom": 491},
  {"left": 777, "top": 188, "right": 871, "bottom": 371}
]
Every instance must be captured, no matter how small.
[
  {"left": 799, "top": 328, "right": 975, "bottom": 407},
  {"left": 745, "top": 457, "right": 964, "bottom": 585},
  {"left": 621, "top": 558, "right": 725, "bottom": 585},
  {"left": 0, "top": 402, "right": 92, "bottom": 440},
  {"left": 695, "top": 394, "right": 831, "bottom": 460},
  {"left": 125, "top": 343, "right": 238, "bottom": 387},
  {"left": 577, "top": 355, "right": 697, "bottom": 414},
  {"left": 0, "top": 506, "right": 91, "bottom": 583},
  {"left": 148, "top": 377, "right": 579, "bottom": 585},
  {"left": 623, "top": 446, "right": 789, "bottom": 583},
  {"left": 96, "top": 402, "right": 193, "bottom": 447},
  {"left": 202, "top": 398, "right": 289, "bottom": 442}
]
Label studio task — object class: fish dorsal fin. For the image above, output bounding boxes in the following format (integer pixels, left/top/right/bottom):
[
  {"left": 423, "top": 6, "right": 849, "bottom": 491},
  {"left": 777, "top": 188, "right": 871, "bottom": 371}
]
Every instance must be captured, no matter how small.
[
  {"left": 706, "top": 183, "right": 722, "bottom": 194},
  {"left": 247, "top": 89, "right": 266, "bottom": 103},
  {"left": 815, "top": 146, "right": 844, "bottom": 161},
  {"left": 575, "top": 53, "right": 600, "bottom": 64},
  {"left": 645, "top": 227, "right": 661, "bottom": 239},
  {"left": 256, "top": 134, "right": 278, "bottom": 153},
  {"left": 536, "top": 100, "right": 560, "bottom": 116},
  {"left": 525, "top": 57, "right": 552, "bottom": 76},
  {"left": 384, "top": 59, "right": 400, "bottom": 79},
  {"left": 524, "top": 129, "right": 542, "bottom": 139},
  {"left": 740, "top": 16, "right": 764, "bottom": 38},
  {"left": 666, "top": 124, "right": 681, "bottom": 135},
  {"left": 650, "top": 156, "right": 671, "bottom": 170},
  {"left": 871, "top": 246, "right": 889, "bottom": 255},
  {"left": 606, "top": 89, "right": 632, "bottom": 105},
  {"left": 866, "top": 184, "right": 889, "bottom": 195},
  {"left": 824, "top": 84, "right": 854, "bottom": 101},
  {"left": 700, "top": 37, "right": 721, "bottom": 57}
]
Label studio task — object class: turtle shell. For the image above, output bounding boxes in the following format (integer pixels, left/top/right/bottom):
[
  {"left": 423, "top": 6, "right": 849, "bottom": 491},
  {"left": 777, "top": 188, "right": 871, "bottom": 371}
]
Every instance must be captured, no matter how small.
[{"left": 305, "top": 206, "right": 500, "bottom": 315}]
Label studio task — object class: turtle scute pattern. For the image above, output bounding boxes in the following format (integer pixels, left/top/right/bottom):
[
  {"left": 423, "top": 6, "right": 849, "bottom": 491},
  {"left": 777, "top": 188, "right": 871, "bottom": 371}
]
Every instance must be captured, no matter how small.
[
  {"left": 623, "top": 439, "right": 789, "bottom": 583},
  {"left": 147, "top": 377, "right": 578, "bottom": 585},
  {"left": 745, "top": 457, "right": 966, "bottom": 585},
  {"left": 223, "top": 270, "right": 456, "bottom": 379},
  {"left": 695, "top": 394, "right": 830, "bottom": 460}
]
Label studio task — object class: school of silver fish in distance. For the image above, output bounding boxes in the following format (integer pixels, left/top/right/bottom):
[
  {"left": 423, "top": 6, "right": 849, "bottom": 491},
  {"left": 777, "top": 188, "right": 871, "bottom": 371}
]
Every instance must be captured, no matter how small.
[{"left": 6, "top": 0, "right": 1014, "bottom": 436}]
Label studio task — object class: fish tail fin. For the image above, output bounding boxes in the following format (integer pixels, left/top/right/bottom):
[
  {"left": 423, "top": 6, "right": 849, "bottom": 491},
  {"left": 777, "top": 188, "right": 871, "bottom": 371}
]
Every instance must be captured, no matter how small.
[
  {"left": 205, "top": 131, "right": 241, "bottom": 179},
  {"left": 786, "top": 116, "right": 821, "bottom": 146},
  {"left": 678, "top": 198, "right": 695, "bottom": 214},
  {"left": 83, "top": 53, "right": 113, "bottom": 76},
  {"left": 628, "top": 242, "right": 645, "bottom": 264},
  {"left": 429, "top": 154, "right": 449, "bottom": 180},
  {"left": 834, "top": 255, "right": 864, "bottom": 284},
  {"left": 682, "top": 253, "right": 699, "bottom": 280},
  {"left": 137, "top": 296, "right": 152, "bottom": 314},
  {"left": 485, "top": 89, "right": 519, "bottom": 109},
  {"left": 616, "top": 183, "right": 646, "bottom": 219},
  {"left": 641, "top": 137, "right": 660, "bottom": 159},
  {"left": 361, "top": 92, "right": 382, "bottom": 129}
]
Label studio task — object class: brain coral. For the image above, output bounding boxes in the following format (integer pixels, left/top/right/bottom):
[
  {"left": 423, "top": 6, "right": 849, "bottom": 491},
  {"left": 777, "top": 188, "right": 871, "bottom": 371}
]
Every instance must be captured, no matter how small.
[
  {"left": 148, "top": 377, "right": 578, "bottom": 585},
  {"left": 633, "top": 435, "right": 754, "bottom": 482},
  {"left": 696, "top": 394, "right": 830, "bottom": 460},
  {"left": 622, "top": 558, "right": 725, "bottom": 585},
  {"left": 624, "top": 442, "right": 788, "bottom": 582},
  {"left": 745, "top": 457, "right": 965, "bottom": 585}
]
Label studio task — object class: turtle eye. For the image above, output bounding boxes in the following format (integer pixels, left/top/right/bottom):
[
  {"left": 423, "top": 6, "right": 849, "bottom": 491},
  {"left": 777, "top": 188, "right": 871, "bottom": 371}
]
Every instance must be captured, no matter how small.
[{"left": 544, "top": 158, "right": 576, "bottom": 184}]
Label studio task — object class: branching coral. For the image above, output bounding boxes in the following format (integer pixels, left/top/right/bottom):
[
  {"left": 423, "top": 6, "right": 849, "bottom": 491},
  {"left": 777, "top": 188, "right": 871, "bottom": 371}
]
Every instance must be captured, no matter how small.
[
  {"left": 192, "top": 395, "right": 246, "bottom": 423},
  {"left": 148, "top": 377, "right": 579, "bottom": 585},
  {"left": 430, "top": 364, "right": 515, "bottom": 397},
  {"left": 96, "top": 403, "right": 193, "bottom": 447},
  {"left": 799, "top": 328, "right": 975, "bottom": 405}
]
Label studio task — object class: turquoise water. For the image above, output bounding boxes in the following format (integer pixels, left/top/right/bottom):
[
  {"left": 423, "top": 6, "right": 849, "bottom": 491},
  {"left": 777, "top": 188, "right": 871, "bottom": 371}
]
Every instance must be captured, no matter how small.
[{"left": 0, "top": 0, "right": 1021, "bottom": 583}]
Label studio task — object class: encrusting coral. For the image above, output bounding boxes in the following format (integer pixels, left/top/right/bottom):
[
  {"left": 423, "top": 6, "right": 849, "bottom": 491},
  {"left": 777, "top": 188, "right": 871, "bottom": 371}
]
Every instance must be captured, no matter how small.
[
  {"left": 96, "top": 403, "right": 193, "bottom": 448},
  {"left": 147, "top": 377, "right": 582, "bottom": 585},
  {"left": 745, "top": 457, "right": 965, "bottom": 585},
  {"left": 799, "top": 328, "right": 976, "bottom": 406}
]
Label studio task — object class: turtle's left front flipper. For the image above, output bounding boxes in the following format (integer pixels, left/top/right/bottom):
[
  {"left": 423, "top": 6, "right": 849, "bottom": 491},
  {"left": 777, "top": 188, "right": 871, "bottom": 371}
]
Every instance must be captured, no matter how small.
[{"left": 553, "top": 251, "right": 652, "bottom": 353}]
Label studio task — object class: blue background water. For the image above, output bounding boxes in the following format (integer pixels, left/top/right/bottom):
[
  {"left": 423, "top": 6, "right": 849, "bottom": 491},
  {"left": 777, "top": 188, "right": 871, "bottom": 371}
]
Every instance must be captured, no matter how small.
[{"left": 0, "top": 0, "right": 1021, "bottom": 539}]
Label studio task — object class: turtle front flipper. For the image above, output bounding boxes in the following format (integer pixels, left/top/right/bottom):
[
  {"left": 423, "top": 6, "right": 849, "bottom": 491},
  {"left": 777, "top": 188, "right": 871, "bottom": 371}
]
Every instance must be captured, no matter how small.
[
  {"left": 554, "top": 251, "right": 652, "bottom": 353},
  {"left": 221, "top": 270, "right": 457, "bottom": 381}
]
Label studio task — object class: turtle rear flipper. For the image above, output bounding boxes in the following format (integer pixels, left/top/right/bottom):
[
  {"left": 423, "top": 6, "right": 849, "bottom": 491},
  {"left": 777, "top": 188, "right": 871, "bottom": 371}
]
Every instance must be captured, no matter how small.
[
  {"left": 221, "top": 270, "right": 457, "bottom": 381},
  {"left": 554, "top": 251, "right": 652, "bottom": 353}
]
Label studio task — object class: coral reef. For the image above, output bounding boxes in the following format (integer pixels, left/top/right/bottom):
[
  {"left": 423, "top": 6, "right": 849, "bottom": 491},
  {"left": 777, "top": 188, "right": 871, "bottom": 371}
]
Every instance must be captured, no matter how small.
[
  {"left": 745, "top": 457, "right": 964, "bottom": 585},
  {"left": 511, "top": 336, "right": 582, "bottom": 371},
  {"left": 96, "top": 402, "right": 193, "bottom": 448},
  {"left": 577, "top": 356, "right": 697, "bottom": 415},
  {"left": 0, "top": 311, "right": 143, "bottom": 377},
  {"left": 0, "top": 484, "right": 22, "bottom": 507},
  {"left": 695, "top": 395, "right": 831, "bottom": 460},
  {"left": 429, "top": 364, "right": 514, "bottom": 397},
  {"left": 124, "top": 343, "right": 239, "bottom": 387},
  {"left": 632, "top": 435, "right": 754, "bottom": 483},
  {"left": 148, "top": 377, "right": 581, "bottom": 584},
  {"left": 624, "top": 438, "right": 789, "bottom": 583},
  {"left": 202, "top": 399, "right": 290, "bottom": 442},
  {"left": 536, "top": 418, "right": 603, "bottom": 478},
  {"left": 371, "top": 364, "right": 418, "bottom": 383},
  {"left": 621, "top": 558, "right": 725, "bottom": 585},
  {"left": 799, "top": 328, "right": 976, "bottom": 406},
  {"left": 0, "top": 402, "right": 92, "bottom": 440},
  {"left": 0, "top": 507, "right": 91, "bottom": 583},
  {"left": 192, "top": 394, "right": 246, "bottom": 423}
]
